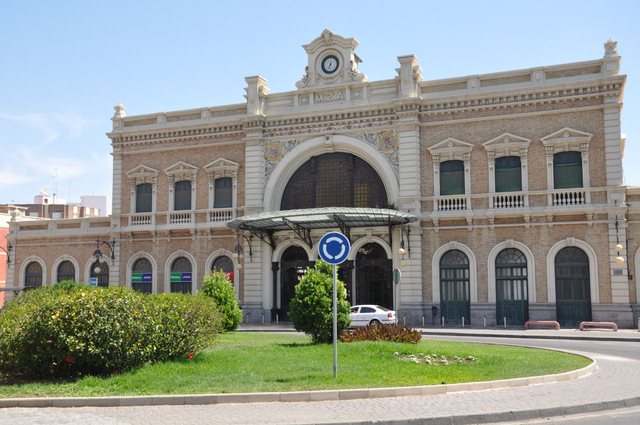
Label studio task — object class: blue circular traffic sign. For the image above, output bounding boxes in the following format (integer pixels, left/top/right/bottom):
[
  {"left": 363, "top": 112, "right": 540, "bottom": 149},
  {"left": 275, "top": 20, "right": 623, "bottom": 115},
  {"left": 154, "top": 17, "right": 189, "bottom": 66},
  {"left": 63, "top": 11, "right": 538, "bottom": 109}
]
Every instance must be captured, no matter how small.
[{"left": 318, "top": 232, "right": 351, "bottom": 265}]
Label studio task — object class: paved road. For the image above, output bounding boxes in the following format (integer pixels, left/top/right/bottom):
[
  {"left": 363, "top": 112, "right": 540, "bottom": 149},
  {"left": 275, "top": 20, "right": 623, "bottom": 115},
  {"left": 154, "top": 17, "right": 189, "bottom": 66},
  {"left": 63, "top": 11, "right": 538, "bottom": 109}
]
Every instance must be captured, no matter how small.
[{"left": 1, "top": 327, "right": 639, "bottom": 425}]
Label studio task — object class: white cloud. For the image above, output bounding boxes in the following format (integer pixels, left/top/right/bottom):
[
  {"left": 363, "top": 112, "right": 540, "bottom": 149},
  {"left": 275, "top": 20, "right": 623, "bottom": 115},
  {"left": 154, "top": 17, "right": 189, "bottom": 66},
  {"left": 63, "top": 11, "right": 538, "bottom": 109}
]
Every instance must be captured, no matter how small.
[
  {"left": 54, "top": 113, "right": 91, "bottom": 138},
  {"left": 0, "top": 113, "right": 59, "bottom": 145},
  {"left": 0, "top": 169, "right": 34, "bottom": 187}
]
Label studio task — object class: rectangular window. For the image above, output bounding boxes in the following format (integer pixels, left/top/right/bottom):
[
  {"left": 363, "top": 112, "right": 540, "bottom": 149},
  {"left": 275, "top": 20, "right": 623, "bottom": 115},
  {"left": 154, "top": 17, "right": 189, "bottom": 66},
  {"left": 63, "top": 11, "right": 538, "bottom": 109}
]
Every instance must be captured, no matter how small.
[
  {"left": 136, "top": 183, "right": 153, "bottom": 213},
  {"left": 495, "top": 156, "right": 522, "bottom": 192},
  {"left": 174, "top": 180, "right": 192, "bottom": 211},
  {"left": 440, "top": 160, "right": 465, "bottom": 196},
  {"left": 214, "top": 178, "right": 233, "bottom": 208},
  {"left": 554, "top": 152, "right": 583, "bottom": 189}
]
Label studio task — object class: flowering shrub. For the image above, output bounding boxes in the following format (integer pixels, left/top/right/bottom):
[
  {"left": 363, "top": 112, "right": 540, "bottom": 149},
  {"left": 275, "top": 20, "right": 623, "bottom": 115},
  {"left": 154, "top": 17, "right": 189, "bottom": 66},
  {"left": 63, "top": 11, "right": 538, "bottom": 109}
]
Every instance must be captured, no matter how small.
[
  {"left": 289, "top": 260, "right": 351, "bottom": 344},
  {"left": 200, "top": 271, "right": 243, "bottom": 331},
  {"left": 340, "top": 323, "right": 422, "bottom": 344},
  {"left": 0, "top": 285, "right": 222, "bottom": 379}
]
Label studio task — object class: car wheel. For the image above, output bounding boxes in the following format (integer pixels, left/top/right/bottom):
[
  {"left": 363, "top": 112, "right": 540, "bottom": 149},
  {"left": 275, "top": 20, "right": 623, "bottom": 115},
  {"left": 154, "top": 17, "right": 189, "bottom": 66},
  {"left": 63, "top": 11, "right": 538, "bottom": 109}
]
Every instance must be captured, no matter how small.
[{"left": 370, "top": 319, "right": 380, "bottom": 326}]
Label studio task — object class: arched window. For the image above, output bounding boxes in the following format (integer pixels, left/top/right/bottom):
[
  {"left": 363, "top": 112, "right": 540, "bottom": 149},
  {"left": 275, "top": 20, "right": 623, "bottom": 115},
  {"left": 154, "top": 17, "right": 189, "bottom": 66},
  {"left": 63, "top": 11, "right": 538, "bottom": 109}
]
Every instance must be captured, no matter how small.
[
  {"left": 553, "top": 152, "right": 583, "bottom": 189},
  {"left": 355, "top": 243, "right": 392, "bottom": 308},
  {"left": 280, "top": 153, "right": 387, "bottom": 210},
  {"left": 212, "top": 255, "right": 234, "bottom": 282},
  {"left": 440, "top": 250, "right": 470, "bottom": 325},
  {"left": 136, "top": 183, "right": 153, "bottom": 213},
  {"left": 174, "top": 180, "right": 192, "bottom": 211},
  {"left": 132, "top": 258, "right": 152, "bottom": 293},
  {"left": 25, "top": 262, "right": 43, "bottom": 288},
  {"left": 171, "top": 257, "right": 192, "bottom": 294},
  {"left": 495, "top": 156, "right": 522, "bottom": 192},
  {"left": 440, "top": 160, "right": 465, "bottom": 195},
  {"left": 90, "top": 262, "right": 110, "bottom": 288},
  {"left": 57, "top": 260, "right": 75, "bottom": 283},
  {"left": 495, "top": 248, "right": 528, "bottom": 325}
]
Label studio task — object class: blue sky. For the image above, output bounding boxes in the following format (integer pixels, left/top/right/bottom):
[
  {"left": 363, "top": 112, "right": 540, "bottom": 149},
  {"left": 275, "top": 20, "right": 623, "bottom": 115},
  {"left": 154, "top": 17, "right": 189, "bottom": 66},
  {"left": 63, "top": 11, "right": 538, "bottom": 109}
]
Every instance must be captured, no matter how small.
[{"left": 1, "top": 1, "right": 639, "bottom": 209}]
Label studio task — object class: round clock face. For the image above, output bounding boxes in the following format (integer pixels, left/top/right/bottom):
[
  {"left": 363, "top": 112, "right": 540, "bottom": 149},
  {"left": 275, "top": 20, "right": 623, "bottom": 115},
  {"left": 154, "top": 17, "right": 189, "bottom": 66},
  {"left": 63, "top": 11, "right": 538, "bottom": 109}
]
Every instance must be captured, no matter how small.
[{"left": 321, "top": 55, "right": 339, "bottom": 74}]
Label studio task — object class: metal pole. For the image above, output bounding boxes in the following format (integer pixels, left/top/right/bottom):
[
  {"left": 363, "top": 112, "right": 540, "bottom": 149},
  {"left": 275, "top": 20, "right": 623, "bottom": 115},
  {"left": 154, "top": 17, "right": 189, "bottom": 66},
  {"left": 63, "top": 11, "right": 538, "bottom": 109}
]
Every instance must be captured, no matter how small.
[
  {"left": 504, "top": 316, "right": 507, "bottom": 329},
  {"left": 333, "top": 264, "right": 338, "bottom": 378},
  {"left": 483, "top": 316, "right": 487, "bottom": 328},
  {"left": 462, "top": 316, "right": 465, "bottom": 328}
]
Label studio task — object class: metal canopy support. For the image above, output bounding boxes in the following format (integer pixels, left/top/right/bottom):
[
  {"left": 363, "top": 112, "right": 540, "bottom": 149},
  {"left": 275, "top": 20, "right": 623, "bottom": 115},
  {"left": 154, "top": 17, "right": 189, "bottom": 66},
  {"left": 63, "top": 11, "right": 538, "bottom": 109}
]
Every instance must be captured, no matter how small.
[
  {"left": 241, "top": 226, "right": 276, "bottom": 250},
  {"left": 282, "top": 217, "right": 313, "bottom": 249},
  {"left": 333, "top": 214, "right": 351, "bottom": 242}
]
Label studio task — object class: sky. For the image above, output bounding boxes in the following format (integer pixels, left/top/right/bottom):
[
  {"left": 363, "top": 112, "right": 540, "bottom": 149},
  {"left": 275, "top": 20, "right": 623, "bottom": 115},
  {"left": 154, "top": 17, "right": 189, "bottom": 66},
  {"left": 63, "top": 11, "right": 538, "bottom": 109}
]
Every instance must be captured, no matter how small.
[{"left": 1, "top": 0, "right": 640, "bottom": 211}]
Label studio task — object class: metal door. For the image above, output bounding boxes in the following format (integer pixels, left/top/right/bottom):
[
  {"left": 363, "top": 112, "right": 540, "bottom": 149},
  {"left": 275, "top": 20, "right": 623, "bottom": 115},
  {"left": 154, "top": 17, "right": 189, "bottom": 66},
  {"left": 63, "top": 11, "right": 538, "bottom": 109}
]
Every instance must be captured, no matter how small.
[
  {"left": 355, "top": 243, "right": 392, "bottom": 309},
  {"left": 440, "top": 250, "right": 470, "bottom": 325},
  {"left": 495, "top": 248, "right": 528, "bottom": 326},
  {"left": 555, "top": 247, "right": 591, "bottom": 327}
]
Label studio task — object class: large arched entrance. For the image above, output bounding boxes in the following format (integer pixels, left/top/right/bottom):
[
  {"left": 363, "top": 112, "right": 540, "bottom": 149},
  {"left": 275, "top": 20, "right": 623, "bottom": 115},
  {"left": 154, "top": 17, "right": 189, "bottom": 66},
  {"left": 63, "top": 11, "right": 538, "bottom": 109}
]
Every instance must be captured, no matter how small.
[
  {"left": 280, "top": 152, "right": 388, "bottom": 210},
  {"left": 555, "top": 246, "right": 591, "bottom": 326},
  {"left": 280, "top": 246, "right": 313, "bottom": 320},
  {"left": 355, "top": 243, "right": 392, "bottom": 309}
]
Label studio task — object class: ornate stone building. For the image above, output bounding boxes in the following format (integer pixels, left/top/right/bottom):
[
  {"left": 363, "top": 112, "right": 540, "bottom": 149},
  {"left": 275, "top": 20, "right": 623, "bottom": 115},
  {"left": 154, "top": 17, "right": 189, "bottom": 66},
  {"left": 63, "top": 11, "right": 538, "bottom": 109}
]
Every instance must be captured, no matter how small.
[{"left": 6, "top": 31, "right": 639, "bottom": 327}]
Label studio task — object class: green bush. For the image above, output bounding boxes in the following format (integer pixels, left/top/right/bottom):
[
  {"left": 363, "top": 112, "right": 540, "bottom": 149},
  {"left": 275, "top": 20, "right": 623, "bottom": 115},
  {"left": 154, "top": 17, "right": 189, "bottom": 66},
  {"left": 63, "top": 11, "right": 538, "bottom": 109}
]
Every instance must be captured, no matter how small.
[
  {"left": 289, "top": 260, "right": 351, "bottom": 344},
  {"left": 200, "top": 271, "right": 243, "bottom": 331},
  {"left": 150, "top": 292, "right": 223, "bottom": 361},
  {"left": 0, "top": 285, "right": 223, "bottom": 379},
  {"left": 340, "top": 323, "right": 423, "bottom": 344}
]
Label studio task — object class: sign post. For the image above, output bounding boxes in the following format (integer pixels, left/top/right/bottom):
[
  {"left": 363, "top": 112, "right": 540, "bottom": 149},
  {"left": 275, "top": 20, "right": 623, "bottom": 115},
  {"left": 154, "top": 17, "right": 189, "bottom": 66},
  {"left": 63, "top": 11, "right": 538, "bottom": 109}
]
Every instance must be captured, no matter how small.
[{"left": 318, "top": 231, "right": 351, "bottom": 378}]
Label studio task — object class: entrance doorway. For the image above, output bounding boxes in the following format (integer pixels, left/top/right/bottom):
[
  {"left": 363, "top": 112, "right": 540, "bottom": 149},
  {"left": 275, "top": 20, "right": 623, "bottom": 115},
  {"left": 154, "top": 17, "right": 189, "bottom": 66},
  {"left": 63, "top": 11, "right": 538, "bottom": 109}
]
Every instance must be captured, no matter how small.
[
  {"left": 355, "top": 243, "right": 392, "bottom": 309},
  {"left": 280, "top": 246, "right": 312, "bottom": 320},
  {"left": 495, "top": 248, "right": 528, "bottom": 326},
  {"left": 555, "top": 247, "right": 591, "bottom": 326},
  {"left": 440, "top": 249, "right": 470, "bottom": 325}
]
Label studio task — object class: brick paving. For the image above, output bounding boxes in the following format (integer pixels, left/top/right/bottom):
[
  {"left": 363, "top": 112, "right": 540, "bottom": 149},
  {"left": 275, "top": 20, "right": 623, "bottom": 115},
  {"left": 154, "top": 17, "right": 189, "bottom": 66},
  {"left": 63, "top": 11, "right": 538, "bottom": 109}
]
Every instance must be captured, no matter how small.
[{"left": 1, "top": 327, "right": 639, "bottom": 425}]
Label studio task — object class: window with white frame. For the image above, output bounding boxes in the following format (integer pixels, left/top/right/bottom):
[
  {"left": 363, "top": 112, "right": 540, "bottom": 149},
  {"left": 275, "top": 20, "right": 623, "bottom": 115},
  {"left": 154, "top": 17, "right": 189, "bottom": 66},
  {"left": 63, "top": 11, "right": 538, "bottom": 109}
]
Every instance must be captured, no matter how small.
[
  {"left": 541, "top": 128, "right": 591, "bottom": 191},
  {"left": 126, "top": 165, "right": 159, "bottom": 214},
  {"left": 482, "top": 133, "right": 530, "bottom": 194},
  {"left": 427, "top": 138, "right": 473, "bottom": 197},
  {"left": 205, "top": 158, "right": 239, "bottom": 210},
  {"left": 165, "top": 162, "right": 199, "bottom": 211}
]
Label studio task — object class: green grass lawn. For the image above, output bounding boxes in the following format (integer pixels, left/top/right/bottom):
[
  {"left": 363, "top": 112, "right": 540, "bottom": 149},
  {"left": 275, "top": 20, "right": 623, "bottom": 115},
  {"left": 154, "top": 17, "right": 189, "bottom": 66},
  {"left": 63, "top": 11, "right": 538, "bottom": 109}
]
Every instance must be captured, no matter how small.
[{"left": 0, "top": 332, "right": 591, "bottom": 398}]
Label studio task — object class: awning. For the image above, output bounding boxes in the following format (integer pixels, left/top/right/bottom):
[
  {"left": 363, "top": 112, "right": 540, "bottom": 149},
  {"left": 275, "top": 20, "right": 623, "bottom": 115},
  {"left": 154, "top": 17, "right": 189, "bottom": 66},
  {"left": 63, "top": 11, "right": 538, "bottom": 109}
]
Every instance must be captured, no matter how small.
[{"left": 227, "top": 207, "right": 417, "bottom": 249}]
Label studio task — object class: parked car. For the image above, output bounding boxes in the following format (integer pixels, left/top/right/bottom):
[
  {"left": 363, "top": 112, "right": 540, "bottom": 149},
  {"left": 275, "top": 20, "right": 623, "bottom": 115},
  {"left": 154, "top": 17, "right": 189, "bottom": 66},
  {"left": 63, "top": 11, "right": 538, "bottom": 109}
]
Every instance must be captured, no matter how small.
[{"left": 349, "top": 304, "right": 396, "bottom": 327}]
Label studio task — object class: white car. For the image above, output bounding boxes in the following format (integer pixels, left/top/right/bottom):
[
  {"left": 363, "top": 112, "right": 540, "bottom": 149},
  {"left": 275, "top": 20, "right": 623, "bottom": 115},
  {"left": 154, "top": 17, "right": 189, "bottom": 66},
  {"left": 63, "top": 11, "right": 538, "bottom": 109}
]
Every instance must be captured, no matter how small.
[{"left": 349, "top": 305, "right": 396, "bottom": 327}]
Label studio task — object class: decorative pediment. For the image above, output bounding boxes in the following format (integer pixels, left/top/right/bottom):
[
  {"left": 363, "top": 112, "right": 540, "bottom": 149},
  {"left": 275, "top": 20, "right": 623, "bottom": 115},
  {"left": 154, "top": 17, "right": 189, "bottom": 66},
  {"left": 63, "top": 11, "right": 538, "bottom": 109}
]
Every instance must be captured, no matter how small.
[
  {"left": 126, "top": 165, "right": 159, "bottom": 184},
  {"left": 295, "top": 29, "right": 367, "bottom": 89},
  {"left": 164, "top": 161, "right": 199, "bottom": 181},
  {"left": 541, "top": 128, "right": 592, "bottom": 153},
  {"left": 428, "top": 138, "right": 474, "bottom": 161},
  {"left": 205, "top": 158, "right": 240, "bottom": 180},
  {"left": 483, "top": 133, "right": 531, "bottom": 157}
]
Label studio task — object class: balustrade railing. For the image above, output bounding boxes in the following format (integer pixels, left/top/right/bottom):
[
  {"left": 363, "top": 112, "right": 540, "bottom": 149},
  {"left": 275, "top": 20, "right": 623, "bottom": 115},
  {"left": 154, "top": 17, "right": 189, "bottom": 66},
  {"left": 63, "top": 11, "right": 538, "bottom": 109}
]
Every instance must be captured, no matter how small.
[
  {"left": 168, "top": 211, "right": 193, "bottom": 224},
  {"left": 434, "top": 195, "right": 468, "bottom": 212},
  {"left": 491, "top": 193, "right": 526, "bottom": 209},
  {"left": 208, "top": 208, "right": 234, "bottom": 223},
  {"left": 549, "top": 189, "right": 588, "bottom": 206},
  {"left": 129, "top": 213, "right": 154, "bottom": 226}
]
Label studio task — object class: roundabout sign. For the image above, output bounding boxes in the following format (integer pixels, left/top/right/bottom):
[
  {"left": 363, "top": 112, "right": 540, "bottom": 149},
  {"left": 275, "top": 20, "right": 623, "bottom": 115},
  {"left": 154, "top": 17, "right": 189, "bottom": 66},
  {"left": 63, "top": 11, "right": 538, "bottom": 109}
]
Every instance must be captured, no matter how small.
[
  {"left": 318, "top": 231, "right": 351, "bottom": 265},
  {"left": 318, "top": 231, "right": 351, "bottom": 378}
]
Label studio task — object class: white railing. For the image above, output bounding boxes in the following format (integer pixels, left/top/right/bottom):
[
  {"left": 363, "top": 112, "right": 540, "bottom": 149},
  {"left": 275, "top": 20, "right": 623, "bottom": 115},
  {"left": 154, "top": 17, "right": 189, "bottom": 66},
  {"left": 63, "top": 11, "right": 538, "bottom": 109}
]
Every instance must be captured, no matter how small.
[
  {"left": 549, "top": 189, "right": 588, "bottom": 206},
  {"left": 491, "top": 193, "right": 527, "bottom": 209},
  {"left": 434, "top": 195, "right": 469, "bottom": 212},
  {"left": 169, "top": 211, "right": 193, "bottom": 224},
  {"left": 208, "top": 208, "right": 235, "bottom": 223},
  {"left": 129, "top": 213, "right": 154, "bottom": 226}
]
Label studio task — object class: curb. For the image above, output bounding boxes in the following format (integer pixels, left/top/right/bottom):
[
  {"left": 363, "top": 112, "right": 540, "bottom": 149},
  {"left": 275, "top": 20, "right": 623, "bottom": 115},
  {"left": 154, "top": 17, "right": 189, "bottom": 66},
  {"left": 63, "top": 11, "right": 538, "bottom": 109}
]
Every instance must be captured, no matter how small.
[{"left": 0, "top": 359, "right": 597, "bottom": 409}]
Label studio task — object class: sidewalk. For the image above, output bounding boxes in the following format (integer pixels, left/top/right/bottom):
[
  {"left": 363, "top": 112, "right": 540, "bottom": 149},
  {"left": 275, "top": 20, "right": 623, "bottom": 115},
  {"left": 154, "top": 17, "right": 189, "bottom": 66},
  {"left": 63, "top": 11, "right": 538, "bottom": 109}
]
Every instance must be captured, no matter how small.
[
  {"left": 1, "top": 324, "right": 639, "bottom": 424},
  {"left": 239, "top": 321, "right": 640, "bottom": 342}
]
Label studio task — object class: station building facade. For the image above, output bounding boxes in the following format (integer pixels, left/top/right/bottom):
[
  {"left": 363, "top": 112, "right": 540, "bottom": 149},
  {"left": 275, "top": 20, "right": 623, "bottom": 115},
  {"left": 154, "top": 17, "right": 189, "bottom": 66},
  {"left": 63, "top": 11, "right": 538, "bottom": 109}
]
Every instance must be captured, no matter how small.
[{"left": 6, "top": 31, "right": 640, "bottom": 327}]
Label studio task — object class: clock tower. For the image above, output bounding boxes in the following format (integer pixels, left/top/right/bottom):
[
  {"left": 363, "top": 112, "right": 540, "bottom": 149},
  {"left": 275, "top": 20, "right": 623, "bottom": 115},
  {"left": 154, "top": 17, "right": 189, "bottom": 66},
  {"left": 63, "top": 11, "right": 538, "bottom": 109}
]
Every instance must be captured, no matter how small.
[{"left": 296, "top": 29, "right": 367, "bottom": 89}]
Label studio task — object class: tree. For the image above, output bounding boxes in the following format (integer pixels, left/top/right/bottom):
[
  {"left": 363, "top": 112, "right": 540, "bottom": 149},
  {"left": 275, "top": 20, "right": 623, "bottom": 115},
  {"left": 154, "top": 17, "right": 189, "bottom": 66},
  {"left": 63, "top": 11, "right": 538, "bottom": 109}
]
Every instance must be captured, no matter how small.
[
  {"left": 289, "top": 260, "right": 351, "bottom": 344},
  {"left": 200, "top": 271, "right": 243, "bottom": 331}
]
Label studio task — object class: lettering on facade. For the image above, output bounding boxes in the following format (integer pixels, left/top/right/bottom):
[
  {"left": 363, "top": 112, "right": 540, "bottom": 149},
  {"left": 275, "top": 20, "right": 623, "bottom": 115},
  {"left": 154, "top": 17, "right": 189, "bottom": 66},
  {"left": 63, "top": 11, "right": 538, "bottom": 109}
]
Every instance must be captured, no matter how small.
[{"left": 314, "top": 91, "right": 345, "bottom": 102}]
